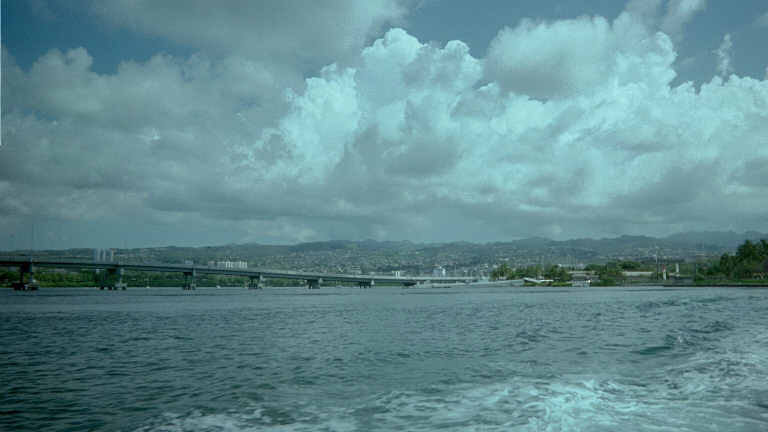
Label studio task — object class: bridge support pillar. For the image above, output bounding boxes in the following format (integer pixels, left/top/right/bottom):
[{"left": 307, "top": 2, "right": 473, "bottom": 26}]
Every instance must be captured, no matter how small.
[
  {"left": 358, "top": 280, "right": 374, "bottom": 289},
  {"left": 115, "top": 267, "right": 126, "bottom": 290},
  {"left": 307, "top": 278, "right": 321, "bottom": 289},
  {"left": 100, "top": 268, "right": 114, "bottom": 290},
  {"left": 248, "top": 274, "right": 264, "bottom": 290},
  {"left": 13, "top": 262, "right": 38, "bottom": 291},
  {"left": 183, "top": 270, "right": 197, "bottom": 290},
  {"left": 101, "top": 267, "right": 126, "bottom": 290}
]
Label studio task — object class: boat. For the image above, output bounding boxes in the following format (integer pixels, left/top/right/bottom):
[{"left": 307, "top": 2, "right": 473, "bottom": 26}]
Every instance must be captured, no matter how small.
[{"left": 12, "top": 279, "right": 39, "bottom": 291}]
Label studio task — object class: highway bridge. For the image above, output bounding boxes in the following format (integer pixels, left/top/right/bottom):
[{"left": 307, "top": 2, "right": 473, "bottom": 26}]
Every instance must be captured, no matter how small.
[{"left": 0, "top": 256, "right": 476, "bottom": 290}]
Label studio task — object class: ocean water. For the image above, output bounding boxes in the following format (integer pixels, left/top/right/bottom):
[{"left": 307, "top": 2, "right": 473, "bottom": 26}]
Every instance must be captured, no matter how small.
[{"left": 1, "top": 286, "right": 767, "bottom": 431}]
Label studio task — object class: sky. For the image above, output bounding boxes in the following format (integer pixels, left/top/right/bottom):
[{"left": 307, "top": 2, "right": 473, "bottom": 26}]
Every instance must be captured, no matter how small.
[{"left": 1, "top": 0, "right": 767, "bottom": 249}]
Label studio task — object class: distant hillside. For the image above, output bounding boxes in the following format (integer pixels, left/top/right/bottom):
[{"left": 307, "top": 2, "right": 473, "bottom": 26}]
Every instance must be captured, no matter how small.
[
  {"left": 662, "top": 231, "right": 767, "bottom": 249},
  {"left": 3, "top": 231, "right": 766, "bottom": 274}
]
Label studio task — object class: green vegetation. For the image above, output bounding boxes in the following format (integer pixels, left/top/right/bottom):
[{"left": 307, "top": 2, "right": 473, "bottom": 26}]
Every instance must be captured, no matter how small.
[
  {"left": 0, "top": 269, "right": 371, "bottom": 288},
  {"left": 585, "top": 261, "right": 642, "bottom": 286},
  {"left": 702, "top": 239, "right": 768, "bottom": 281},
  {"left": 0, "top": 269, "right": 98, "bottom": 287},
  {"left": 0, "top": 269, "right": 268, "bottom": 288}
]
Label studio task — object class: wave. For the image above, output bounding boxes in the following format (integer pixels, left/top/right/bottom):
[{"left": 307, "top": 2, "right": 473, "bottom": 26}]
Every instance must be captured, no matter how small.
[
  {"left": 136, "top": 369, "right": 768, "bottom": 432},
  {"left": 135, "top": 325, "right": 768, "bottom": 432}
]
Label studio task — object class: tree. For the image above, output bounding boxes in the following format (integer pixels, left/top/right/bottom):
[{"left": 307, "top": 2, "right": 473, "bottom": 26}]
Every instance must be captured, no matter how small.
[
  {"left": 736, "top": 240, "right": 760, "bottom": 262},
  {"left": 709, "top": 239, "right": 768, "bottom": 279},
  {"left": 491, "top": 263, "right": 512, "bottom": 280},
  {"left": 543, "top": 265, "right": 571, "bottom": 281},
  {"left": 619, "top": 261, "right": 641, "bottom": 270}
]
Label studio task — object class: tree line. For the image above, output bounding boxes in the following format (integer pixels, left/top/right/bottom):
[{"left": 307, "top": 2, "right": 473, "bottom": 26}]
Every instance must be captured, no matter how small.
[
  {"left": 0, "top": 269, "right": 286, "bottom": 288},
  {"left": 705, "top": 239, "right": 768, "bottom": 279}
]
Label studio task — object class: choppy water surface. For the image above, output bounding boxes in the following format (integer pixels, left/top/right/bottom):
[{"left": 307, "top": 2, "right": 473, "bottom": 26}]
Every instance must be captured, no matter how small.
[{"left": 2, "top": 286, "right": 767, "bottom": 431}]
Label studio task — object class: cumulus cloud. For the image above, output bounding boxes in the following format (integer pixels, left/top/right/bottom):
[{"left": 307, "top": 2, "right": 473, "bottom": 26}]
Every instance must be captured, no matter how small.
[
  {"left": 1, "top": 46, "right": 292, "bottom": 238},
  {"left": 238, "top": 19, "right": 766, "bottom": 239},
  {"left": 484, "top": 12, "right": 676, "bottom": 99},
  {"left": 485, "top": 16, "right": 616, "bottom": 99},
  {"left": 2, "top": 3, "right": 767, "bottom": 246}
]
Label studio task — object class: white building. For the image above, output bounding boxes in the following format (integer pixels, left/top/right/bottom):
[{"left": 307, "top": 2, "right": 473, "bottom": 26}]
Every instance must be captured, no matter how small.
[
  {"left": 433, "top": 266, "right": 446, "bottom": 277},
  {"left": 216, "top": 260, "right": 248, "bottom": 269},
  {"left": 93, "top": 248, "right": 114, "bottom": 262}
]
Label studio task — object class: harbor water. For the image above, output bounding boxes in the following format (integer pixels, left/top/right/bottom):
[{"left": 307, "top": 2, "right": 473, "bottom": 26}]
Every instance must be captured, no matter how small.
[{"left": 2, "top": 286, "right": 767, "bottom": 431}]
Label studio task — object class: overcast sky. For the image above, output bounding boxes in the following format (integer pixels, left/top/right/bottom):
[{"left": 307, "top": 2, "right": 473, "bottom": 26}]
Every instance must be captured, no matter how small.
[{"left": 1, "top": 0, "right": 767, "bottom": 249}]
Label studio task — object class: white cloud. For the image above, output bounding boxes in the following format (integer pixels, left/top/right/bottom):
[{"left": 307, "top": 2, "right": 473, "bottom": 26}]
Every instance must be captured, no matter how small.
[
  {"left": 484, "top": 12, "right": 680, "bottom": 100},
  {"left": 485, "top": 16, "right": 617, "bottom": 99},
  {"left": 622, "top": 0, "right": 705, "bottom": 41},
  {"left": 715, "top": 33, "right": 734, "bottom": 77},
  {"left": 2, "top": 5, "right": 768, "bottom": 245},
  {"left": 90, "top": 0, "right": 408, "bottom": 71},
  {"left": 240, "top": 21, "right": 767, "bottom": 239},
  {"left": 661, "top": 0, "right": 706, "bottom": 41},
  {"left": 756, "top": 11, "right": 768, "bottom": 27}
]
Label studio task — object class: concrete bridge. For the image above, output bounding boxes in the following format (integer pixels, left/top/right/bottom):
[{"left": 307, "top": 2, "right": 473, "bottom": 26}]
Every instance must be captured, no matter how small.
[{"left": 0, "top": 257, "right": 476, "bottom": 290}]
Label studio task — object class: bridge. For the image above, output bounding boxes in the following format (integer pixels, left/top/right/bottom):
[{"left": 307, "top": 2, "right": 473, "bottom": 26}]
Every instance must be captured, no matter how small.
[{"left": 0, "top": 257, "right": 476, "bottom": 290}]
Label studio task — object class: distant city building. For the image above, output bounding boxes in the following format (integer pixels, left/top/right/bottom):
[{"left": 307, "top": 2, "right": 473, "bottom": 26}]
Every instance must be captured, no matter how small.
[
  {"left": 216, "top": 260, "right": 248, "bottom": 269},
  {"left": 93, "top": 248, "right": 114, "bottom": 262},
  {"left": 433, "top": 266, "right": 446, "bottom": 277},
  {"left": 622, "top": 271, "right": 654, "bottom": 278},
  {"left": 184, "top": 260, "right": 193, "bottom": 266}
]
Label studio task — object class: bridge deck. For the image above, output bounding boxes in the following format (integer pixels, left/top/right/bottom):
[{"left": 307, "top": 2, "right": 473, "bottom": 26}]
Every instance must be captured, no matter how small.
[{"left": 0, "top": 257, "right": 475, "bottom": 285}]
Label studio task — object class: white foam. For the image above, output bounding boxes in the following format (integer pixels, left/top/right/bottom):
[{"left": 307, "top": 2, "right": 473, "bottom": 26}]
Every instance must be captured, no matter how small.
[
  {"left": 136, "top": 330, "right": 768, "bottom": 431},
  {"left": 136, "top": 371, "right": 768, "bottom": 432}
]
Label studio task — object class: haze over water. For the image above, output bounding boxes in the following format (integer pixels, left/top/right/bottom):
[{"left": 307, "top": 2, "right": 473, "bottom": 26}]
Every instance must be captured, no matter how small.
[{"left": 2, "top": 286, "right": 767, "bottom": 431}]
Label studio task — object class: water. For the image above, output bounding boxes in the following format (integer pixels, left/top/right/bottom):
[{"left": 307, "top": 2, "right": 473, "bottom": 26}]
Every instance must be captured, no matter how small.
[{"left": 2, "top": 286, "right": 767, "bottom": 431}]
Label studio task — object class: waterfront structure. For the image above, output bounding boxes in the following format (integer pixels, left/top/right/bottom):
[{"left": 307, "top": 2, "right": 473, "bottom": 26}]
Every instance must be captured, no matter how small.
[
  {"left": 1, "top": 257, "right": 475, "bottom": 290},
  {"left": 433, "top": 266, "right": 446, "bottom": 277}
]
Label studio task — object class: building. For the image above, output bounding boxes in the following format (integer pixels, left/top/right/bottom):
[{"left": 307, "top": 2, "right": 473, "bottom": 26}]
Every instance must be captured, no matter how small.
[
  {"left": 93, "top": 248, "right": 114, "bottom": 262},
  {"left": 622, "top": 271, "right": 654, "bottom": 278},
  {"left": 433, "top": 266, "right": 446, "bottom": 277},
  {"left": 215, "top": 260, "right": 248, "bottom": 269}
]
